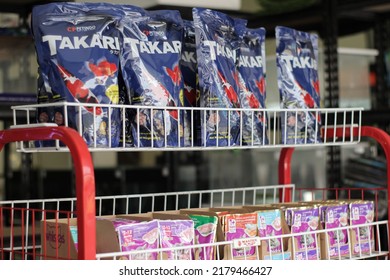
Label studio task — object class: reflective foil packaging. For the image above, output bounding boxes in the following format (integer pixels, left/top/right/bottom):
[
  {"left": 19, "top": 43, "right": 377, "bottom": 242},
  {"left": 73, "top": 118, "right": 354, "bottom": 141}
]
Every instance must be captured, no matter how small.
[
  {"left": 276, "top": 26, "right": 321, "bottom": 144},
  {"left": 32, "top": 4, "right": 326, "bottom": 149},
  {"left": 180, "top": 20, "right": 199, "bottom": 147},
  {"left": 119, "top": 9, "right": 184, "bottom": 148},
  {"left": 193, "top": 8, "right": 247, "bottom": 147},
  {"left": 32, "top": 2, "right": 122, "bottom": 147},
  {"left": 236, "top": 26, "right": 268, "bottom": 145}
]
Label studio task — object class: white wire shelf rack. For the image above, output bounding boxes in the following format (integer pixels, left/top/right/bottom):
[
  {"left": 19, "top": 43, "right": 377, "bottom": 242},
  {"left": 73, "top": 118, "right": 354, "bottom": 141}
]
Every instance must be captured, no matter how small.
[
  {"left": 0, "top": 184, "right": 293, "bottom": 218},
  {"left": 1, "top": 184, "right": 388, "bottom": 260},
  {"left": 11, "top": 102, "right": 363, "bottom": 152},
  {"left": 0, "top": 185, "right": 292, "bottom": 260}
]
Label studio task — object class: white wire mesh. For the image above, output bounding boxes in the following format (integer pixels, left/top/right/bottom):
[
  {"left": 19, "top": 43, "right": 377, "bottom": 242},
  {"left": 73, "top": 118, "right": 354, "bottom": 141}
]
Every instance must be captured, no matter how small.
[
  {"left": 0, "top": 184, "right": 294, "bottom": 217},
  {"left": 1, "top": 185, "right": 389, "bottom": 260},
  {"left": 11, "top": 102, "right": 363, "bottom": 152},
  {"left": 0, "top": 185, "right": 293, "bottom": 260}
]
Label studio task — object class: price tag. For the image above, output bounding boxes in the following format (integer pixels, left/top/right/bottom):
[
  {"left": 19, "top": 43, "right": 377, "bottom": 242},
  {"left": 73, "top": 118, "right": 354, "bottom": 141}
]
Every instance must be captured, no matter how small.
[{"left": 233, "top": 237, "right": 260, "bottom": 249}]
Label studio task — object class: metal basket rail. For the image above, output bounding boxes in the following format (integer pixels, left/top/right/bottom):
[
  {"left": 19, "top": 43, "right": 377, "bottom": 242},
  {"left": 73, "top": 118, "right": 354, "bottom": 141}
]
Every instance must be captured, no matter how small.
[
  {"left": 0, "top": 184, "right": 293, "bottom": 260},
  {"left": 11, "top": 102, "right": 363, "bottom": 152},
  {"left": 1, "top": 185, "right": 388, "bottom": 260},
  {"left": 2, "top": 111, "right": 390, "bottom": 261},
  {"left": 0, "top": 184, "right": 294, "bottom": 217},
  {"left": 279, "top": 125, "right": 390, "bottom": 212},
  {"left": 1, "top": 185, "right": 385, "bottom": 219}
]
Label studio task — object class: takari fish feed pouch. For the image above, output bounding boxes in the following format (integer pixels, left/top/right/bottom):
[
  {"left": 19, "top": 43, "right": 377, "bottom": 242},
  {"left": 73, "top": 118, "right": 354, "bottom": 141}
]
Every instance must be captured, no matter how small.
[
  {"left": 119, "top": 9, "right": 184, "bottom": 148},
  {"left": 236, "top": 26, "right": 268, "bottom": 145},
  {"left": 193, "top": 8, "right": 247, "bottom": 147},
  {"left": 276, "top": 26, "right": 321, "bottom": 144},
  {"left": 117, "top": 4, "right": 148, "bottom": 148},
  {"left": 31, "top": 2, "right": 122, "bottom": 147},
  {"left": 180, "top": 20, "right": 199, "bottom": 147}
]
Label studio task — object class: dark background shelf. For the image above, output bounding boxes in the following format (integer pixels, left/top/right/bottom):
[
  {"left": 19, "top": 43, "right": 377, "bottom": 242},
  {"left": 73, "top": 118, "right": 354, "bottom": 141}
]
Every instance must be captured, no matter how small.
[{"left": 1, "top": 0, "right": 390, "bottom": 36}]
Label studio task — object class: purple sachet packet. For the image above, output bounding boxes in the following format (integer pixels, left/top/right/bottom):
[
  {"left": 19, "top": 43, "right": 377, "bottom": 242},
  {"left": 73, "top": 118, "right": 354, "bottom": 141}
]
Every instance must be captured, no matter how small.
[
  {"left": 116, "top": 220, "right": 159, "bottom": 260},
  {"left": 158, "top": 220, "right": 195, "bottom": 260}
]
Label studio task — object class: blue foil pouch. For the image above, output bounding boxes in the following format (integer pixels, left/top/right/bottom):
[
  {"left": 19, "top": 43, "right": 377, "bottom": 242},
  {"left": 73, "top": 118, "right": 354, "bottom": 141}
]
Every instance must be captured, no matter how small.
[
  {"left": 119, "top": 9, "right": 184, "bottom": 148},
  {"left": 236, "top": 26, "right": 268, "bottom": 145},
  {"left": 193, "top": 8, "right": 247, "bottom": 147},
  {"left": 117, "top": 4, "right": 147, "bottom": 148},
  {"left": 32, "top": 2, "right": 122, "bottom": 147},
  {"left": 276, "top": 26, "right": 321, "bottom": 144},
  {"left": 180, "top": 20, "right": 199, "bottom": 147}
]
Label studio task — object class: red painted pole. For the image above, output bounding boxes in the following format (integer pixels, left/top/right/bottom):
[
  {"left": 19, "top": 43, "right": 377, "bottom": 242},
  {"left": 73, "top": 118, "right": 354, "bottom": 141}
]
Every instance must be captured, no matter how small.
[
  {"left": 0, "top": 126, "right": 96, "bottom": 260},
  {"left": 278, "top": 125, "right": 390, "bottom": 257},
  {"left": 278, "top": 147, "right": 294, "bottom": 202}
]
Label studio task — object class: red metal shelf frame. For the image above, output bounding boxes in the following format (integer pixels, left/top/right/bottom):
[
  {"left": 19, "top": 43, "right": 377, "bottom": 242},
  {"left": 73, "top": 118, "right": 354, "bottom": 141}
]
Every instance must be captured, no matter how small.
[
  {"left": 2, "top": 125, "right": 390, "bottom": 259},
  {"left": 278, "top": 125, "right": 390, "bottom": 254},
  {"left": 0, "top": 126, "right": 96, "bottom": 260}
]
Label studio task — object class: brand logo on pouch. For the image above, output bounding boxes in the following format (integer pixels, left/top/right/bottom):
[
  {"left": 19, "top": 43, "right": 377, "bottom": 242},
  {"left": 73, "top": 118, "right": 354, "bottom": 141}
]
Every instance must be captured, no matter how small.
[
  {"left": 203, "top": 40, "right": 237, "bottom": 61},
  {"left": 42, "top": 34, "right": 120, "bottom": 56},
  {"left": 238, "top": 55, "right": 263, "bottom": 68},
  {"left": 123, "top": 37, "right": 181, "bottom": 58},
  {"left": 67, "top": 25, "right": 96, "bottom": 33},
  {"left": 202, "top": 40, "right": 262, "bottom": 68},
  {"left": 67, "top": 26, "right": 77, "bottom": 32},
  {"left": 280, "top": 55, "right": 317, "bottom": 71},
  {"left": 142, "top": 29, "right": 165, "bottom": 37}
]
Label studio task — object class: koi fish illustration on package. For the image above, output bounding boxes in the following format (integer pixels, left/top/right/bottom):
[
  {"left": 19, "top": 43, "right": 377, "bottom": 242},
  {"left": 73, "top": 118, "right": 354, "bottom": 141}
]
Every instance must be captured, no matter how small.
[
  {"left": 193, "top": 8, "right": 247, "bottom": 147},
  {"left": 276, "top": 26, "right": 321, "bottom": 144},
  {"left": 235, "top": 26, "right": 268, "bottom": 145},
  {"left": 119, "top": 9, "right": 184, "bottom": 147},
  {"left": 31, "top": 2, "right": 122, "bottom": 147}
]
